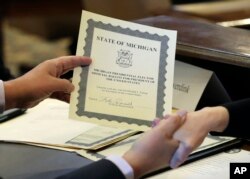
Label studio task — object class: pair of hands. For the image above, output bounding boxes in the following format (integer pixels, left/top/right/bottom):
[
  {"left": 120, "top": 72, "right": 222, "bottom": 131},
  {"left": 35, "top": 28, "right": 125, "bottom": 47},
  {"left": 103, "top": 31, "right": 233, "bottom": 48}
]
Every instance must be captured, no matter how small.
[
  {"left": 123, "top": 111, "right": 186, "bottom": 178},
  {"left": 3, "top": 55, "right": 229, "bottom": 178},
  {"left": 123, "top": 107, "right": 229, "bottom": 178}
]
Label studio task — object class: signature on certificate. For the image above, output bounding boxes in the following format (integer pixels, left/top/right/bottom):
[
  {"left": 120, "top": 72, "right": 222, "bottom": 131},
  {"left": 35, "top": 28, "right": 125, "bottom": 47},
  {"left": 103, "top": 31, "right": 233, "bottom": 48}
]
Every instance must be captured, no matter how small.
[{"left": 89, "top": 97, "right": 133, "bottom": 108}]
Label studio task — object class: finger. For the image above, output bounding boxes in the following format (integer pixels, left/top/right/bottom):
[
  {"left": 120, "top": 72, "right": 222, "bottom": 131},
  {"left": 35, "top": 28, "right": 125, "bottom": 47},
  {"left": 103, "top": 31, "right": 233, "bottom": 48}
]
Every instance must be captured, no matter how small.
[
  {"left": 51, "top": 92, "right": 71, "bottom": 103},
  {"left": 52, "top": 79, "right": 74, "bottom": 93},
  {"left": 151, "top": 114, "right": 170, "bottom": 128},
  {"left": 163, "top": 114, "right": 170, "bottom": 119},
  {"left": 157, "top": 116, "right": 182, "bottom": 137},
  {"left": 56, "top": 56, "right": 92, "bottom": 75},
  {"left": 151, "top": 118, "right": 161, "bottom": 128},
  {"left": 63, "top": 94, "right": 71, "bottom": 103},
  {"left": 158, "top": 111, "right": 187, "bottom": 137},
  {"left": 169, "top": 142, "right": 192, "bottom": 168},
  {"left": 176, "top": 110, "right": 188, "bottom": 123}
]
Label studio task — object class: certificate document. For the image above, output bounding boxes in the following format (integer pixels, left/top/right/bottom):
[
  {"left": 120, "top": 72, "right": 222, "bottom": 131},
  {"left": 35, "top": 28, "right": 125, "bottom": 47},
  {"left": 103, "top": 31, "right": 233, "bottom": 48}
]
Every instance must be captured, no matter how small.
[{"left": 70, "top": 11, "right": 177, "bottom": 131}]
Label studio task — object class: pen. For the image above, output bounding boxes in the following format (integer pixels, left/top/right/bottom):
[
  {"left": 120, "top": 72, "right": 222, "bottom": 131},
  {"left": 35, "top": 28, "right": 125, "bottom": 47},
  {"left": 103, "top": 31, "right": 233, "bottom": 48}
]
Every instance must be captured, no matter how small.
[{"left": 0, "top": 108, "right": 26, "bottom": 123}]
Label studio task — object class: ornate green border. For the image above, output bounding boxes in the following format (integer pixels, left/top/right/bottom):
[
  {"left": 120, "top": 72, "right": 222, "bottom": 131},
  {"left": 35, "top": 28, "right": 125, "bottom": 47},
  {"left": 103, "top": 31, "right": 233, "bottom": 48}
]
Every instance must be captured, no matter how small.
[{"left": 76, "top": 19, "right": 169, "bottom": 127}]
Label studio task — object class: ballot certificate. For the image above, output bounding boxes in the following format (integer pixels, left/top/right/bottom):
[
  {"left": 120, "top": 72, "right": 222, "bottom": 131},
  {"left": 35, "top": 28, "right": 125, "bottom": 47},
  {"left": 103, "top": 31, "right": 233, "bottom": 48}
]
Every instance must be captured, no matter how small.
[{"left": 70, "top": 11, "right": 177, "bottom": 131}]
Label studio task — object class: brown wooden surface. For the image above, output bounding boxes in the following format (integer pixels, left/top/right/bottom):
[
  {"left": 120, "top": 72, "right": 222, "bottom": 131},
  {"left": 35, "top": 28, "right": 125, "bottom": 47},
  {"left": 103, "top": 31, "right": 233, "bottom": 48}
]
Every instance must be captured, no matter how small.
[
  {"left": 136, "top": 15, "right": 250, "bottom": 68},
  {"left": 135, "top": 15, "right": 250, "bottom": 101},
  {"left": 174, "top": 0, "right": 250, "bottom": 23}
]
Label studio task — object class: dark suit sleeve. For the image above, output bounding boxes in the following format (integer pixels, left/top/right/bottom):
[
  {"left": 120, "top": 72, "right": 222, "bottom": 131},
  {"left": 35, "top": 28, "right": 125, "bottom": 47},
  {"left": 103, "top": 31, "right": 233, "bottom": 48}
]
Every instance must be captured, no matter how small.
[
  {"left": 56, "top": 159, "right": 126, "bottom": 179},
  {"left": 211, "top": 98, "right": 250, "bottom": 139}
]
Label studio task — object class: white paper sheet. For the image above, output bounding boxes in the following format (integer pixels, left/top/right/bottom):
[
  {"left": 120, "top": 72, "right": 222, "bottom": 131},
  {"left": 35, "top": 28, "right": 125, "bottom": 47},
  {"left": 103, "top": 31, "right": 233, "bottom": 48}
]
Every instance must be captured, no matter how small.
[
  {"left": 173, "top": 60, "right": 213, "bottom": 111},
  {"left": 148, "top": 149, "right": 250, "bottom": 179},
  {"left": 0, "top": 99, "right": 136, "bottom": 150}
]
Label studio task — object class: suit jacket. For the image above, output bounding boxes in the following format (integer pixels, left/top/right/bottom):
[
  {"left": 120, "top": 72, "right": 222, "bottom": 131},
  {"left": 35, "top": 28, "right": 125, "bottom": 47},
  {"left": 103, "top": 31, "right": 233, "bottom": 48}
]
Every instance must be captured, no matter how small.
[
  {"left": 57, "top": 159, "right": 126, "bottom": 179},
  {"left": 211, "top": 98, "right": 250, "bottom": 139},
  {"left": 221, "top": 98, "right": 250, "bottom": 139}
]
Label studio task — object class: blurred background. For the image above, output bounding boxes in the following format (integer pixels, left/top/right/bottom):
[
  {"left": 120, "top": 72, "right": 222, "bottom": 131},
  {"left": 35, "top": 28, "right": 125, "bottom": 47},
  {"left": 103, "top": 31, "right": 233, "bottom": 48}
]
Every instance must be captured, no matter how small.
[{"left": 0, "top": 0, "right": 250, "bottom": 78}]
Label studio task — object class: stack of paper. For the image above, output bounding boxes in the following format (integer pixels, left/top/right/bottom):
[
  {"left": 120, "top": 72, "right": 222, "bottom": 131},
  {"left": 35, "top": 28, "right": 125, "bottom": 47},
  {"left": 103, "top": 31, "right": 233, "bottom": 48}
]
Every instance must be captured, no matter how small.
[{"left": 0, "top": 99, "right": 137, "bottom": 150}]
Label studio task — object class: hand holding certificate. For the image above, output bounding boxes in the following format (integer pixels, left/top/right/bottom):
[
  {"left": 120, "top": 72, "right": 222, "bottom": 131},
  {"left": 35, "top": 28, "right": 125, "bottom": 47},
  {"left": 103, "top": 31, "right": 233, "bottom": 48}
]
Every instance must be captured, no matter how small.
[{"left": 70, "top": 11, "right": 177, "bottom": 131}]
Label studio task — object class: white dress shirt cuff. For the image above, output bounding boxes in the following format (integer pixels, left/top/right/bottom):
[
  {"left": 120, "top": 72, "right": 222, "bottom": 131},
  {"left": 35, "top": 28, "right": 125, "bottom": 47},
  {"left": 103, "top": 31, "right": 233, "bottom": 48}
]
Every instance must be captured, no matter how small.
[
  {"left": 0, "top": 80, "right": 5, "bottom": 113},
  {"left": 106, "top": 155, "right": 134, "bottom": 179}
]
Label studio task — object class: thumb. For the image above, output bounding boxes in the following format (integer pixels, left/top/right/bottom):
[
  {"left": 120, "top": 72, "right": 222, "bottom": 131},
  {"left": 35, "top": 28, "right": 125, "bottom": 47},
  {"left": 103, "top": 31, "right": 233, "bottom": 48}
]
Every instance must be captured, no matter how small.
[{"left": 170, "top": 142, "right": 192, "bottom": 168}]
